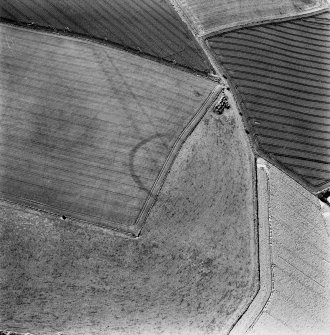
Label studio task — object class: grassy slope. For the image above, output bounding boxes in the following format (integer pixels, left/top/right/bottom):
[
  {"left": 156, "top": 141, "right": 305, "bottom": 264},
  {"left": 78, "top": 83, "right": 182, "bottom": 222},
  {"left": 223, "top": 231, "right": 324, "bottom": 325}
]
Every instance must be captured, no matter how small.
[
  {"left": 208, "top": 11, "right": 330, "bottom": 192},
  {"left": 171, "top": 0, "right": 328, "bottom": 36},
  {"left": 0, "top": 24, "right": 215, "bottom": 234},
  {"left": 0, "top": 94, "right": 258, "bottom": 334},
  {"left": 0, "top": 0, "right": 211, "bottom": 72}
]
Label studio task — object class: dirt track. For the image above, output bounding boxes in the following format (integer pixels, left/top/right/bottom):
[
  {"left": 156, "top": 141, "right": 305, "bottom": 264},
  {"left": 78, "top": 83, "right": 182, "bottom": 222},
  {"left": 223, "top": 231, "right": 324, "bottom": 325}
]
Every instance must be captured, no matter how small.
[{"left": 230, "top": 159, "right": 273, "bottom": 335}]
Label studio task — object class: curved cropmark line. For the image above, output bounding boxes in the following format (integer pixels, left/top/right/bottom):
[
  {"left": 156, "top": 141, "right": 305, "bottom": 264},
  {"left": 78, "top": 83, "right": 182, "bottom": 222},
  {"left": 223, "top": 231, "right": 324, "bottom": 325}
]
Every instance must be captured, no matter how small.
[
  {"left": 129, "top": 133, "right": 169, "bottom": 194},
  {"left": 133, "top": 85, "right": 222, "bottom": 236}
]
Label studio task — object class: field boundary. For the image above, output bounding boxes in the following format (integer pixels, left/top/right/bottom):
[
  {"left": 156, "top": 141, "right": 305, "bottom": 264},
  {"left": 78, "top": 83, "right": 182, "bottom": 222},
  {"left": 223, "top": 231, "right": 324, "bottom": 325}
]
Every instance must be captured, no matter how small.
[
  {"left": 0, "top": 22, "right": 221, "bottom": 238},
  {"left": 0, "top": 20, "right": 213, "bottom": 79},
  {"left": 0, "top": 83, "right": 221, "bottom": 239},
  {"left": 229, "top": 159, "right": 274, "bottom": 334},
  {"left": 134, "top": 85, "right": 223, "bottom": 236},
  {"left": 171, "top": 2, "right": 330, "bottom": 38},
  {"left": 0, "top": 193, "right": 138, "bottom": 239},
  {"left": 169, "top": 0, "right": 201, "bottom": 37},
  {"left": 201, "top": 32, "right": 330, "bottom": 195},
  {"left": 202, "top": 5, "right": 330, "bottom": 38}
]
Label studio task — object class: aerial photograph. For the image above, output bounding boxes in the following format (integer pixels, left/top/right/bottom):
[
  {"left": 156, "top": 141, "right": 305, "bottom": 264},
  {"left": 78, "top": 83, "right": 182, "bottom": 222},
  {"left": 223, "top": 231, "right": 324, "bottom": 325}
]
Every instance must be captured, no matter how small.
[{"left": 0, "top": 0, "right": 329, "bottom": 334}]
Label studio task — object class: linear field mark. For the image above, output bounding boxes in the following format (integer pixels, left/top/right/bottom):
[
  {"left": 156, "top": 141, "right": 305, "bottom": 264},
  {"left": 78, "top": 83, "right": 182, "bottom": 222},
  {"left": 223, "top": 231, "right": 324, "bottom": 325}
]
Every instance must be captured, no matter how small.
[{"left": 0, "top": 24, "right": 216, "bottom": 235}]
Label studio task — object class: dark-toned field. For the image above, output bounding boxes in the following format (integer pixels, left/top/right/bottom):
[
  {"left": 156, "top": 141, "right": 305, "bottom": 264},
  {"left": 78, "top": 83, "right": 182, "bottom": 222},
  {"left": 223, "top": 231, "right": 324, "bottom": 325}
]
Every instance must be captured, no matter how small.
[
  {"left": 0, "top": 0, "right": 211, "bottom": 72},
  {"left": 0, "top": 24, "right": 217, "bottom": 235},
  {"left": 208, "top": 11, "right": 330, "bottom": 192},
  {"left": 171, "top": 0, "right": 327, "bottom": 36}
]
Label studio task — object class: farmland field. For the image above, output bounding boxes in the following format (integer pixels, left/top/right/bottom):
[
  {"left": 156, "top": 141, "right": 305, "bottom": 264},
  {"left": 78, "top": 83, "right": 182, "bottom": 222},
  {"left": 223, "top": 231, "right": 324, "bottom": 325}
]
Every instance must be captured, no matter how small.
[
  {"left": 171, "top": 0, "right": 328, "bottom": 36},
  {"left": 0, "top": 0, "right": 211, "bottom": 72},
  {"left": 0, "top": 24, "right": 217, "bottom": 235},
  {"left": 208, "top": 11, "right": 330, "bottom": 192}
]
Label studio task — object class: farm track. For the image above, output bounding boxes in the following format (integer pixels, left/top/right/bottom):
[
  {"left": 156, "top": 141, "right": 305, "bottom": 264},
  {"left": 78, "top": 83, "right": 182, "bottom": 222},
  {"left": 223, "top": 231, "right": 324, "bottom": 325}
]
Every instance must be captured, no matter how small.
[
  {"left": 208, "top": 11, "right": 330, "bottom": 192},
  {"left": 0, "top": 24, "right": 216, "bottom": 235},
  {"left": 0, "top": 0, "right": 211, "bottom": 73}
]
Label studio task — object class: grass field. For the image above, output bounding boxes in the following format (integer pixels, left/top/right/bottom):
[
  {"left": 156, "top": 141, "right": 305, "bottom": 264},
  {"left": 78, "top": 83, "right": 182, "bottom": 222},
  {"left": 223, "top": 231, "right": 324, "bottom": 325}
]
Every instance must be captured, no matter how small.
[
  {"left": 171, "top": 0, "right": 328, "bottom": 36},
  {"left": 0, "top": 88, "right": 258, "bottom": 334},
  {"left": 0, "top": 0, "right": 211, "bottom": 72},
  {"left": 0, "top": 24, "right": 216, "bottom": 235},
  {"left": 208, "top": 11, "right": 330, "bottom": 192}
]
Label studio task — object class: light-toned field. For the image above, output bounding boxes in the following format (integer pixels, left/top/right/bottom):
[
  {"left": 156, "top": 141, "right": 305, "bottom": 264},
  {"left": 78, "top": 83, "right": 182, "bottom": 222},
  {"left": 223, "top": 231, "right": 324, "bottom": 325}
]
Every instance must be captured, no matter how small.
[
  {"left": 0, "top": 24, "right": 217, "bottom": 235},
  {"left": 0, "top": 88, "right": 258, "bottom": 334},
  {"left": 0, "top": 0, "right": 211, "bottom": 72},
  {"left": 170, "top": 0, "right": 328, "bottom": 36},
  {"left": 239, "top": 161, "right": 330, "bottom": 335}
]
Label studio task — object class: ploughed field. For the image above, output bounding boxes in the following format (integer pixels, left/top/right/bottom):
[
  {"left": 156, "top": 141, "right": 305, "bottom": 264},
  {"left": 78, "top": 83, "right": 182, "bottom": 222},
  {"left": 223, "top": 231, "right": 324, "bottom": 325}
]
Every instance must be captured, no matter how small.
[
  {"left": 171, "top": 0, "right": 327, "bottom": 36},
  {"left": 0, "top": 24, "right": 216, "bottom": 235},
  {"left": 0, "top": 0, "right": 211, "bottom": 72},
  {"left": 208, "top": 11, "right": 330, "bottom": 192}
]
